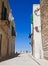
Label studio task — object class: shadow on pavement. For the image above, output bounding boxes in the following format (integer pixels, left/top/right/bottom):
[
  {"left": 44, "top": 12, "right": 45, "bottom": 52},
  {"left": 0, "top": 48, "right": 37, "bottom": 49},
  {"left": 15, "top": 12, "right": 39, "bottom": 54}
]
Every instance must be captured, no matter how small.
[{"left": 0, "top": 52, "right": 20, "bottom": 62}]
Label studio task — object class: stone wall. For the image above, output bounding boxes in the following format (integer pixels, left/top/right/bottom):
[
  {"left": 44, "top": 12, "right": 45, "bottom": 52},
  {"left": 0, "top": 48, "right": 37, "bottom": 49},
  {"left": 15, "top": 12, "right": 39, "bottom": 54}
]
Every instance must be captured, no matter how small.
[
  {"left": 0, "top": 23, "right": 8, "bottom": 58},
  {"left": 32, "top": 4, "right": 43, "bottom": 59},
  {"left": 40, "top": 0, "right": 48, "bottom": 59},
  {"left": 0, "top": 0, "right": 15, "bottom": 59},
  {"left": 0, "top": 21, "right": 15, "bottom": 58}
]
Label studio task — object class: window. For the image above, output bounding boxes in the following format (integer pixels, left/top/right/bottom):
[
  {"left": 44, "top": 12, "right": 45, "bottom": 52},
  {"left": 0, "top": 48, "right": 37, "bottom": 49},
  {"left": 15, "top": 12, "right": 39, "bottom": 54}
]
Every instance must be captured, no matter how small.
[
  {"left": 1, "top": 2, "right": 7, "bottom": 20},
  {"left": 12, "top": 26, "right": 16, "bottom": 36},
  {"left": 35, "top": 26, "right": 39, "bottom": 32}
]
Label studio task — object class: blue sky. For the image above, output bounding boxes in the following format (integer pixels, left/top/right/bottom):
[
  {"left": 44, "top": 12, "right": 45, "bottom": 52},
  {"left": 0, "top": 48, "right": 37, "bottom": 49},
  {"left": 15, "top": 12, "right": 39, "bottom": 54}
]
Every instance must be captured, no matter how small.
[{"left": 9, "top": 0, "right": 40, "bottom": 51}]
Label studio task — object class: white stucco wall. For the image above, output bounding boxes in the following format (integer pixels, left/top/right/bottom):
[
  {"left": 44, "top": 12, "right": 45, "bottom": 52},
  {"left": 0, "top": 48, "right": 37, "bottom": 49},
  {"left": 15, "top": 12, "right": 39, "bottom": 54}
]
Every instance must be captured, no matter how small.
[{"left": 33, "top": 4, "right": 43, "bottom": 59}]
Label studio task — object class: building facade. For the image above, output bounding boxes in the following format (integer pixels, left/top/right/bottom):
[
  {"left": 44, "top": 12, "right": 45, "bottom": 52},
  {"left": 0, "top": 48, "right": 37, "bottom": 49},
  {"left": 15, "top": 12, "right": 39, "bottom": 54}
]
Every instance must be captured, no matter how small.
[
  {"left": 40, "top": 0, "right": 48, "bottom": 59},
  {"left": 31, "top": 4, "right": 43, "bottom": 59},
  {"left": 0, "top": 0, "right": 16, "bottom": 59},
  {"left": 31, "top": 3, "right": 48, "bottom": 59}
]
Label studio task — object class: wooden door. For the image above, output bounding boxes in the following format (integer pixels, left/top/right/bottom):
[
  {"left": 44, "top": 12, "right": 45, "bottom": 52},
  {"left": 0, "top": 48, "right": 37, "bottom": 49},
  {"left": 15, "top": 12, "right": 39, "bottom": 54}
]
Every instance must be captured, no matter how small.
[{"left": 0, "top": 34, "right": 2, "bottom": 55}]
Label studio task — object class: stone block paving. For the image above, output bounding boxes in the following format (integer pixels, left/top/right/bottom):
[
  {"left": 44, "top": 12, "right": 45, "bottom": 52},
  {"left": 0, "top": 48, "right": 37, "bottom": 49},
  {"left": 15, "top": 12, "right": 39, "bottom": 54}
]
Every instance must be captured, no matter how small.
[
  {"left": 0, "top": 53, "right": 39, "bottom": 65},
  {"left": 0, "top": 52, "right": 48, "bottom": 65}
]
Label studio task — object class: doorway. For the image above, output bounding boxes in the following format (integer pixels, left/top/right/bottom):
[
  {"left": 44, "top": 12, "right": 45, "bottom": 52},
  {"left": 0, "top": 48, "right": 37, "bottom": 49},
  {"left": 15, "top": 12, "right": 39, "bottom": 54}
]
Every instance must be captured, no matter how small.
[
  {"left": 0, "top": 34, "right": 2, "bottom": 55},
  {"left": 7, "top": 38, "right": 9, "bottom": 55}
]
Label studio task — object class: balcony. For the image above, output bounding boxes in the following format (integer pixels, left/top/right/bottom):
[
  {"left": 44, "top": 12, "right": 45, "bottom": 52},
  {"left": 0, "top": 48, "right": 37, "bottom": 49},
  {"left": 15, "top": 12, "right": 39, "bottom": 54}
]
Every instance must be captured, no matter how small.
[{"left": 0, "top": 20, "right": 10, "bottom": 27}]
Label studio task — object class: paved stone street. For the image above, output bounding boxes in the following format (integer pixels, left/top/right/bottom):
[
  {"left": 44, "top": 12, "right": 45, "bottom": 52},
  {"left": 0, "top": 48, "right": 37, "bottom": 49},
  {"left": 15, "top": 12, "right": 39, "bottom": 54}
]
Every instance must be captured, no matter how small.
[
  {"left": 0, "top": 52, "right": 48, "bottom": 65},
  {"left": 0, "top": 52, "right": 39, "bottom": 65}
]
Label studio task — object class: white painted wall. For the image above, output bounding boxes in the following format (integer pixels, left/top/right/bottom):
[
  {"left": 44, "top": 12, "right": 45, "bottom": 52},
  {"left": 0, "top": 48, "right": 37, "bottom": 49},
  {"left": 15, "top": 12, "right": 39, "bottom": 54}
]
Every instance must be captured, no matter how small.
[{"left": 33, "top": 4, "right": 43, "bottom": 59}]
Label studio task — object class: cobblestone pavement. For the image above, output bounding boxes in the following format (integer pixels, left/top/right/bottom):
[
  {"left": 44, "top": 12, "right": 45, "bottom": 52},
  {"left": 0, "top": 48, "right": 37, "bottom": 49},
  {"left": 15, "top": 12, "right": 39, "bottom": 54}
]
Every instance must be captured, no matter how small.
[{"left": 0, "top": 53, "right": 39, "bottom": 65}]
